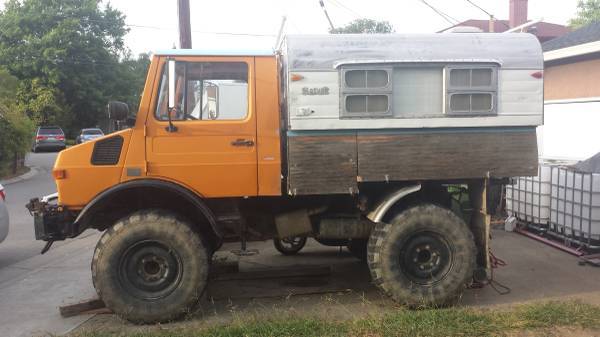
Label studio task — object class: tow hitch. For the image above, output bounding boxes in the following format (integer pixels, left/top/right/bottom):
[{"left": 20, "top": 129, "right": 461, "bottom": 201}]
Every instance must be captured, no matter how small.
[{"left": 26, "top": 193, "right": 75, "bottom": 253}]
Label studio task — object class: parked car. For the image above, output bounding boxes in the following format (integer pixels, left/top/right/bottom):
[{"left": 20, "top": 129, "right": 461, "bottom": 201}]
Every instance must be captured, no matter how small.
[
  {"left": 0, "top": 183, "right": 8, "bottom": 244},
  {"left": 76, "top": 128, "right": 105, "bottom": 144},
  {"left": 32, "top": 126, "right": 66, "bottom": 152}
]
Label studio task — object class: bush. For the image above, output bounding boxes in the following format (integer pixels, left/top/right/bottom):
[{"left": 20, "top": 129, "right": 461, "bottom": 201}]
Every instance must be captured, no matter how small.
[{"left": 0, "top": 106, "right": 34, "bottom": 177}]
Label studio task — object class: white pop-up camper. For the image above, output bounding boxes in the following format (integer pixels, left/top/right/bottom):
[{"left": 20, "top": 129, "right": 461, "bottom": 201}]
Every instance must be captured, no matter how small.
[{"left": 280, "top": 33, "right": 543, "bottom": 194}]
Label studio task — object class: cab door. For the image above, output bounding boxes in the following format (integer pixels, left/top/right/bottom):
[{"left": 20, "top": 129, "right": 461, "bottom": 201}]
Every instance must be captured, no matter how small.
[{"left": 145, "top": 56, "right": 257, "bottom": 197}]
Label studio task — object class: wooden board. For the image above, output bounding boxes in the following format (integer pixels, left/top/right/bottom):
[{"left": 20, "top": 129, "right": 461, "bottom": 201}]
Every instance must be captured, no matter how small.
[
  {"left": 286, "top": 128, "right": 538, "bottom": 195},
  {"left": 287, "top": 134, "right": 357, "bottom": 195},
  {"left": 59, "top": 298, "right": 106, "bottom": 318},
  {"left": 357, "top": 128, "right": 538, "bottom": 182}
]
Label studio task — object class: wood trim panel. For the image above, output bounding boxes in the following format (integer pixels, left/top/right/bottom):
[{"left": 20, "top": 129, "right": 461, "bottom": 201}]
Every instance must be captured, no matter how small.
[
  {"left": 286, "top": 128, "right": 538, "bottom": 195},
  {"left": 287, "top": 135, "right": 357, "bottom": 195},
  {"left": 357, "top": 129, "right": 538, "bottom": 182}
]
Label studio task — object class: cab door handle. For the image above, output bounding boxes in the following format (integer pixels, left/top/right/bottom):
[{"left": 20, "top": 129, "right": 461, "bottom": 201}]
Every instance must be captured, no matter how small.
[{"left": 231, "top": 139, "right": 255, "bottom": 147}]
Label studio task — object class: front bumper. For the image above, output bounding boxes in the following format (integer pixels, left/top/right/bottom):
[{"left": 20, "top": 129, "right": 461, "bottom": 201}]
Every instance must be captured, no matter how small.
[{"left": 26, "top": 194, "right": 76, "bottom": 241}]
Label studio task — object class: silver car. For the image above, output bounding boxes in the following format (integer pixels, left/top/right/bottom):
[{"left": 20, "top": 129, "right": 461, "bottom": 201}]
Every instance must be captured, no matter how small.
[
  {"left": 76, "top": 128, "right": 104, "bottom": 144},
  {"left": 0, "top": 183, "right": 8, "bottom": 243}
]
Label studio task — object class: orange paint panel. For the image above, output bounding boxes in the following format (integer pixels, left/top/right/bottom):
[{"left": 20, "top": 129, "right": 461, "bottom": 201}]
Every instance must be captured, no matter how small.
[
  {"left": 145, "top": 56, "right": 259, "bottom": 198},
  {"left": 255, "top": 56, "right": 282, "bottom": 196},
  {"left": 54, "top": 129, "right": 133, "bottom": 207}
]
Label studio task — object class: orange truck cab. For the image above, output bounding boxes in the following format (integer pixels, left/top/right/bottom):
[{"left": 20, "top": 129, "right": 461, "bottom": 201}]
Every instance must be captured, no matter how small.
[{"left": 27, "top": 34, "right": 543, "bottom": 324}]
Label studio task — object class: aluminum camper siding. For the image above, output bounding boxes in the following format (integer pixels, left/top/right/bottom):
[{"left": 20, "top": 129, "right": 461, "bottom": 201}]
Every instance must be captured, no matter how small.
[
  {"left": 283, "top": 34, "right": 543, "bottom": 130},
  {"left": 281, "top": 34, "right": 542, "bottom": 195}
]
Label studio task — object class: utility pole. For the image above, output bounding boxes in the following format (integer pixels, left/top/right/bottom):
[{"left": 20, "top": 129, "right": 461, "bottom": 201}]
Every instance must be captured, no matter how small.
[
  {"left": 318, "top": 0, "right": 335, "bottom": 32},
  {"left": 177, "top": 0, "right": 192, "bottom": 49}
]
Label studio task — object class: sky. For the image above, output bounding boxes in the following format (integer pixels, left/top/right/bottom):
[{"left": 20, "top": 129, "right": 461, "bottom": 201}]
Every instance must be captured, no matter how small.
[{"left": 0, "top": 0, "right": 580, "bottom": 55}]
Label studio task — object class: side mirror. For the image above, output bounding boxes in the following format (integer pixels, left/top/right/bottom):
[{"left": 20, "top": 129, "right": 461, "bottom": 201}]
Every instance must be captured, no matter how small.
[{"left": 107, "top": 101, "right": 129, "bottom": 121}]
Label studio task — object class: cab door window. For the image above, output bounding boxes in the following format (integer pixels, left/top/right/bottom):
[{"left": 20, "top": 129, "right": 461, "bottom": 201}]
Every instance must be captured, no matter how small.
[{"left": 156, "top": 62, "right": 249, "bottom": 121}]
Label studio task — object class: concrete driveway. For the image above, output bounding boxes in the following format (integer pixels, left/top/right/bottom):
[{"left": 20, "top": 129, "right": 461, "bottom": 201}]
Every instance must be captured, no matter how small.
[{"left": 0, "top": 153, "right": 99, "bottom": 337}]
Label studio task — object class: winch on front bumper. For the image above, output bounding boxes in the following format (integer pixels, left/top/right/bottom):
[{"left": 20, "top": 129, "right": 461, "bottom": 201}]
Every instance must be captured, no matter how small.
[{"left": 26, "top": 193, "right": 76, "bottom": 242}]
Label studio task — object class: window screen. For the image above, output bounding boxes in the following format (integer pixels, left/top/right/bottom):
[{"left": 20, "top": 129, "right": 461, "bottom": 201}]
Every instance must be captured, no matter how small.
[
  {"left": 346, "top": 95, "right": 389, "bottom": 114},
  {"left": 345, "top": 70, "right": 389, "bottom": 88},
  {"left": 447, "top": 66, "right": 496, "bottom": 115},
  {"left": 341, "top": 67, "right": 392, "bottom": 118}
]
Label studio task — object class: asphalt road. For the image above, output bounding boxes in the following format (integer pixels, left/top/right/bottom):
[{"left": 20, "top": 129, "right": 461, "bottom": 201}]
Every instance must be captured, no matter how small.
[{"left": 0, "top": 152, "right": 58, "bottom": 266}]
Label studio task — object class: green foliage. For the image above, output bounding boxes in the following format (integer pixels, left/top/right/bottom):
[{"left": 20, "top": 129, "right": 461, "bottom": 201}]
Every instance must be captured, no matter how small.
[
  {"left": 330, "top": 18, "right": 394, "bottom": 34},
  {"left": 0, "top": 0, "right": 147, "bottom": 138},
  {"left": 0, "top": 68, "right": 34, "bottom": 176},
  {"left": 569, "top": 0, "right": 600, "bottom": 28}
]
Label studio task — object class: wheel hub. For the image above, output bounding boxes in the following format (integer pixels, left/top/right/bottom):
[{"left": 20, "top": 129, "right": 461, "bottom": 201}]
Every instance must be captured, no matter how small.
[
  {"left": 119, "top": 240, "right": 183, "bottom": 300},
  {"left": 400, "top": 232, "right": 452, "bottom": 285}
]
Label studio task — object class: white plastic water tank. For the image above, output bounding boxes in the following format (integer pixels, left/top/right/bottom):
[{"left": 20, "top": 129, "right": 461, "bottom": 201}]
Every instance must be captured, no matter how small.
[
  {"left": 549, "top": 166, "right": 600, "bottom": 243},
  {"left": 506, "top": 163, "right": 552, "bottom": 225}
]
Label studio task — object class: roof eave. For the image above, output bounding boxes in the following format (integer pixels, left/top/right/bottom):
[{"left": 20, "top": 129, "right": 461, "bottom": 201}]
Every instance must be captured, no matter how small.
[{"left": 544, "top": 40, "right": 600, "bottom": 62}]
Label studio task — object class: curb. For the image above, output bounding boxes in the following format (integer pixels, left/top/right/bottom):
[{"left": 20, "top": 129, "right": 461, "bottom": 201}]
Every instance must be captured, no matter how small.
[{"left": 0, "top": 166, "right": 40, "bottom": 186}]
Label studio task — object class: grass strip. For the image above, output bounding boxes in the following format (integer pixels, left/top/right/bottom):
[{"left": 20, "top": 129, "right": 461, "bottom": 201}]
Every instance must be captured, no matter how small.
[{"left": 71, "top": 301, "right": 600, "bottom": 337}]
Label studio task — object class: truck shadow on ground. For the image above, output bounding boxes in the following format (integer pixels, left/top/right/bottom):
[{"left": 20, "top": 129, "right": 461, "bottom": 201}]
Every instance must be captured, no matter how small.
[{"left": 77, "top": 231, "right": 600, "bottom": 333}]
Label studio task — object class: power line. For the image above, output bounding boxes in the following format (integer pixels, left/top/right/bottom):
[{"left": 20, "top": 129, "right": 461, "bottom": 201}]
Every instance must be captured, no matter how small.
[
  {"left": 326, "top": 0, "right": 362, "bottom": 19},
  {"left": 465, "top": 0, "right": 493, "bottom": 17},
  {"left": 418, "top": 0, "right": 459, "bottom": 25},
  {"left": 127, "top": 24, "right": 276, "bottom": 37},
  {"left": 464, "top": 0, "right": 510, "bottom": 29}
]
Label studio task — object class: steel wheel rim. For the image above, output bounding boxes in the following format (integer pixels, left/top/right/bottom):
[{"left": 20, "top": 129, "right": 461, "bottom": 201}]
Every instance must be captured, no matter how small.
[
  {"left": 118, "top": 240, "right": 183, "bottom": 300},
  {"left": 399, "top": 231, "right": 453, "bottom": 285}
]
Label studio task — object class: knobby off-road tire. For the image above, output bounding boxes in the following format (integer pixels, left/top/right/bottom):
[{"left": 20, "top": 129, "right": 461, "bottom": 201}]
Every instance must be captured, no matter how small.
[
  {"left": 367, "top": 204, "right": 476, "bottom": 307},
  {"left": 92, "top": 210, "right": 209, "bottom": 324}
]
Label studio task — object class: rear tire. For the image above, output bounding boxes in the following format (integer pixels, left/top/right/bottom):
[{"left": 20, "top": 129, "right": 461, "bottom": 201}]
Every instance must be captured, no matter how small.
[
  {"left": 92, "top": 210, "right": 209, "bottom": 324},
  {"left": 367, "top": 204, "right": 475, "bottom": 307},
  {"left": 273, "top": 236, "right": 307, "bottom": 255}
]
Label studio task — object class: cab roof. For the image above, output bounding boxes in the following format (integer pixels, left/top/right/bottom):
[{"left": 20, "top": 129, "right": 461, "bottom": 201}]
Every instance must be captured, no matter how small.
[{"left": 153, "top": 49, "right": 274, "bottom": 57}]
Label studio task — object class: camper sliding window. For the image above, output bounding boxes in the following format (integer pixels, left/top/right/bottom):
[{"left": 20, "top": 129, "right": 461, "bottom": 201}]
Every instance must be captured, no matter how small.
[
  {"left": 340, "top": 68, "right": 393, "bottom": 118},
  {"left": 446, "top": 66, "right": 497, "bottom": 116}
]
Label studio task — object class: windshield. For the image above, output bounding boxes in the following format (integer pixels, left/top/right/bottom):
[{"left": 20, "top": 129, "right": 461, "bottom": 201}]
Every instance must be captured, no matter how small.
[
  {"left": 38, "top": 128, "right": 63, "bottom": 135},
  {"left": 83, "top": 129, "right": 103, "bottom": 135}
]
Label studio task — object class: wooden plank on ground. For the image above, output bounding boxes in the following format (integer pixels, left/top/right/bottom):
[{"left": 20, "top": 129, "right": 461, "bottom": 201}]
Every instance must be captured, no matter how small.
[{"left": 59, "top": 298, "right": 106, "bottom": 318}]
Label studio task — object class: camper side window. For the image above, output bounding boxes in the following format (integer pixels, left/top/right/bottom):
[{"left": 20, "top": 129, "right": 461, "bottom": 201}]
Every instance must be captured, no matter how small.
[
  {"left": 341, "top": 68, "right": 392, "bottom": 118},
  {"left": 446, "top": 67, "right": 497, "bottom": 115}
]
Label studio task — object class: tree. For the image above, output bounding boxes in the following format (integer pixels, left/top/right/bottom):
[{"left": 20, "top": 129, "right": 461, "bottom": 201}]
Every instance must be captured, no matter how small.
[
  {"left": 0, "top": 67, "right": 34, "bottom": 176},
  {"left": 569, "top": 0, "right": 600, "bottom": 28},
  {"left": 0, "top": 0, "right": 132, "bottom": 136},
  {"left": 330, "top": 18, "right": 394, "bottom": 34}
]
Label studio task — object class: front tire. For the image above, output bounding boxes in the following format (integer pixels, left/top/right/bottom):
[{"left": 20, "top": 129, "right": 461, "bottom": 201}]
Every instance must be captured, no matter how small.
[
  {"left": 92, "top": 210, "right": 210, "bottom": 323},
  {"left": 367, "top": 204, "right": 475, "bottom": 307}
]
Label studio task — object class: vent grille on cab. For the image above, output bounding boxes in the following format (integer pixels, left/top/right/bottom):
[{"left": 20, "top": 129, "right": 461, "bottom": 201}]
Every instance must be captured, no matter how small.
[{"left": 91, "top": 136, "right": 124, "bottom": 165}]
